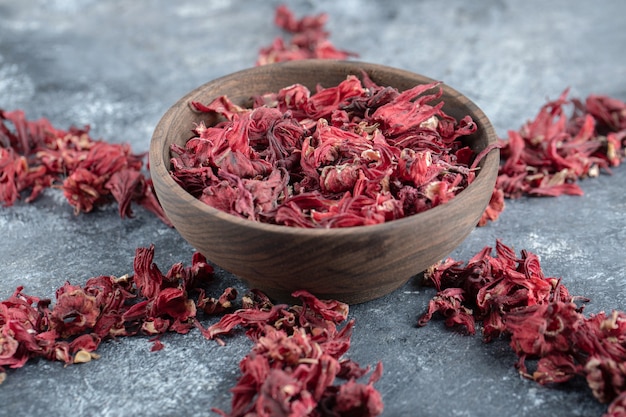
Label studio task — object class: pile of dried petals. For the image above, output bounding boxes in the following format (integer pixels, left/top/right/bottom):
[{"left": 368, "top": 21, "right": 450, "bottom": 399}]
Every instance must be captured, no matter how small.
[
  {"left": 0, "top": 109, "right": 171, "bottom": 225},
  {"left": 480, "top": 91, "right": 626, "bottom": 225},
  {"left": 256, "top": 5, "right": 357, "bottom": 66},
  {"left": 171, "top": 74, "right": 482, "bottom": 228},
  {"left": 0, "top": 245, "right": 382, "bottom": 416},
  {"left": 204, "top": 290, "right": 383, "bottom": 417},
  {"left": 0, "top": 245, "right": 219, "bottom": 376},
  {"left": 418, "top": 240, "right": 626, "bottom": 416}
]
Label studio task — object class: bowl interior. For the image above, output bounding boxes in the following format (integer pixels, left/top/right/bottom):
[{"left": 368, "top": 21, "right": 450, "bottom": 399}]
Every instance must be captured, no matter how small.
[{"left": 150, "top": 60, "right": 499, "bottom": 304}]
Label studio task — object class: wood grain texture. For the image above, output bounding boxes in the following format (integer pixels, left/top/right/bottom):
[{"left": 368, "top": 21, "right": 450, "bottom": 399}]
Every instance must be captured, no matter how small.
[{"left": 149, "top": 60, "right": 499, "bottom": 304}]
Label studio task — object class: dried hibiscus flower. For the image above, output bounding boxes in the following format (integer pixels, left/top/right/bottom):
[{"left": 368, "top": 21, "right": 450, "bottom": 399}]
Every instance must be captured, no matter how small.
[
  {"left": 256, "top": 5, "right": 357, "bottom": 66},
  {"left": 171, "top": 74, "right": 485, "bottom": 228},
  {"left": 0, "top": 245, "right": 217, "bottom": 381},
  {"left": 204, "top": 290, "right": 383, "bottom": 417},
  {"left": 481, "top": 90, "right": 626, "bottom": 225},
  {"left": 0, "top": 109, "right": 171, "bottom": 226},
  {"left": 418, "top": 240, "right": 626, "bottom": 415},
  {"left": 0, "top": 246, "right": 384, "bottom": 417}
]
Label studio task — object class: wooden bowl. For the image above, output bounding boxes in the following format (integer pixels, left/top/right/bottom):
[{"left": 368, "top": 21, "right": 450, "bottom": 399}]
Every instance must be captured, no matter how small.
[{"left": 150, "top": 60, "right": 499, "bottom": 304}]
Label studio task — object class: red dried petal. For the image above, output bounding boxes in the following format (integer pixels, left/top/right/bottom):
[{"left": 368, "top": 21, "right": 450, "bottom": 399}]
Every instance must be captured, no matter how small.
[
  {"left": 197, "top": 287, "right": 237, "bottom": 315},
  {"left": 191, "top": 96, "right": 247, "bottom": 121},
  {"left": 604, "top": 391, "right": 626, "bottom": 417},
  {"left": 149, "top": 337, "right": 165, "bottom": 352},
  {"left": 105, "top": 168, "right": 144, "bottom": 219},
  {"left": 141, "top": 317, "right": 171, "bottom": 335},
  {"left": 532, "top": 353, "right": 581, "bottom": 384},
  {"left": 51, "top": 283, "right": 99, "bottom": 338},
  {"left": 257, "top": 5, "right": 356, "bottom": 66},
  {"left": 495, "top": 90, "right": 626, "bottom": 202},
  {"left": 478, "top": 187, "right": 505, "bottom": 226},
  {"left": 585, "top": 94, "right": 626, "bottom": 133},
  {"left": 62, "top": 167, "right": 106, "bottom": 214},
  {"left": 585, "top": 355, "right": 626, "bottom": 403},
  {"left": 133, "top": 245, "right": 165, "bottom": 299},
  {"left": 150, "top": 287, "right": 196, "bottom": 322},
  {"left": 328, "top": 378, "right": 384, "bottom": 417},
  {"left": 417, "top": 287, "right": 476, "bottom": 334},
  {"left": 69, "top": 333, "right": 101, "bottom": 354}
]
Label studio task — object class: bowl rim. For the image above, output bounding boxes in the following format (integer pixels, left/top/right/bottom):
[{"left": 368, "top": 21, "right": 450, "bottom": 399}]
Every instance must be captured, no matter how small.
[{"left": 150, "top": 59, "right": 499, "bottom": 237}]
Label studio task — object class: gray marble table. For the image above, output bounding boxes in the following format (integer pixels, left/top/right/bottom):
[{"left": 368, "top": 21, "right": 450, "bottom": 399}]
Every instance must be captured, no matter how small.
[{"left": 1, "top": 1, "right": 625, "bottom": 416}]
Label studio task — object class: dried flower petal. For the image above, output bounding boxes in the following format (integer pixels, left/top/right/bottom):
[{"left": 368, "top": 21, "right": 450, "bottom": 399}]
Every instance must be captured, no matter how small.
[
  {"left": 604, "top": 391, "right": 626, "bottom": 417},
  {"left": 51, "top": 283, "right": 99, "bottom": 338}
]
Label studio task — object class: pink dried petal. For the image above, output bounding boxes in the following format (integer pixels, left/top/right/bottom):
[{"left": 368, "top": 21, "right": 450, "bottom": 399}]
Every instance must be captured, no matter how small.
[
  {"left": 257, "top": 5, "right": 356, "bottom": 66},
  {"left": 585, "top": 94, "right": 626, "bottom": 132},
  {"left": 506, "top": 302, "right": 581, "bottom": 359},
  {"left": 79, "top": 141, "right": 141, "bottom": 178},
  {"left": 335, "top": 381, "right": 384, "bottom": 416},
  {"left": 337, "top": 359, "right": 371, "bottom": 380},
  {"left": 302, "top": 75, "right": 365, "bottom": 121},
  {"left": 201, "top": 304, "right": 287, "bottom": 341},
  {"left": 191, "top": 96, "right": 247, "bottom": 121},
  {"left": 0, "top": 148, "right": 27, "bottom": 207},
  {"left": 274, "top": 4, "right": 326, "bottom": 33}
]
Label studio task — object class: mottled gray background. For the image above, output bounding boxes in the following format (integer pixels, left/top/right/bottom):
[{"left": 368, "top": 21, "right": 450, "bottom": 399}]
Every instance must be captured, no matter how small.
[{"left": 1, "top": 1, "right": 625, "bottom": 416}]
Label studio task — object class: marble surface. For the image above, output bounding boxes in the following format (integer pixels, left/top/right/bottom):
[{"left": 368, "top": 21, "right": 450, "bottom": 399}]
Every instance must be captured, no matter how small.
[{"left": 1, "top": 1, "right": 625, "bottom": 416}]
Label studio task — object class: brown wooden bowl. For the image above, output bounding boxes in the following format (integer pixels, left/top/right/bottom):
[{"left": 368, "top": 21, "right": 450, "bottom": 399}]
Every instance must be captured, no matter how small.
[{"left": 150, "top": 60, "right": 499, "bottom": 304}]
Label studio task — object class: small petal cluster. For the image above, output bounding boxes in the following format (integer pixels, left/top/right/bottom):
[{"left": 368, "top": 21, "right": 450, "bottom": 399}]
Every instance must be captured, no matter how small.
[
  {"left": 0, "top": 110, "right": 171, "bottom": 225},
  {"left": 418, "top": 240, "right": 626, "bottom": 415},
  {"left": 207, "top": 290, "right": 383, "bottom": 417},
  {"left": 480, "top": 91, "right": 626, "bottom": 225},
  {"left": 256, "top": 5, "right": 357, "bottom": 66}
]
